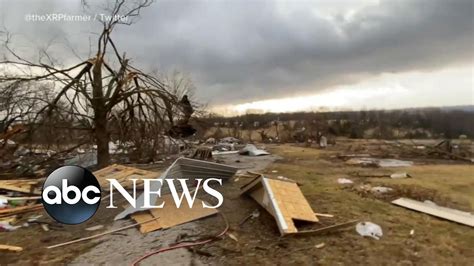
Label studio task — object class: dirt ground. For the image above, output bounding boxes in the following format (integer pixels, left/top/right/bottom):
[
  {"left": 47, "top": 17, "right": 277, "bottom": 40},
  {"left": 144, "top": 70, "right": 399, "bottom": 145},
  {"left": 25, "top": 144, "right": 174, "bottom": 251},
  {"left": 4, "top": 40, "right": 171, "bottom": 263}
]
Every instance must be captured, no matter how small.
[{"left": 1, "top": 139, "right": 473, "bottom": 265}]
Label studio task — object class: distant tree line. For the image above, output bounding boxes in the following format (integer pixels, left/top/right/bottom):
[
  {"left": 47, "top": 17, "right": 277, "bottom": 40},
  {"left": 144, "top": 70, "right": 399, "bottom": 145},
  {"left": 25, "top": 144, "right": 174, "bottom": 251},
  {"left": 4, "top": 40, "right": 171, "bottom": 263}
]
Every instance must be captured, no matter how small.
[{"left": 203, "top": 107, "right": 474, "bottom": 139}]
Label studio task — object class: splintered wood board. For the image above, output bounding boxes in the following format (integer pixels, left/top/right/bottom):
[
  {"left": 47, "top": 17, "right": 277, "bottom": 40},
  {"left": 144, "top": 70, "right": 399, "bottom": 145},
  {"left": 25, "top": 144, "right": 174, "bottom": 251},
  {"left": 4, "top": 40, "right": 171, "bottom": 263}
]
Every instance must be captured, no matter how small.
[
  {"left": 130, "top": 194, "right": 218, "bottom": 234},
  {"left": 94, "top": 164, "right": 160, "bottom": 189},
  {"left": 392, "top": 198, "right": 474, "bottom": 227}
]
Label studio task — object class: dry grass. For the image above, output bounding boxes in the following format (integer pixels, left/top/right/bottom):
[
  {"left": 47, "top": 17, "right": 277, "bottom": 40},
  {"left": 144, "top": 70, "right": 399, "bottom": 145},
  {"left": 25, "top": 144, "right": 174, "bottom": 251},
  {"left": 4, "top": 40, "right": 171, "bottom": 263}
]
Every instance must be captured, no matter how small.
[{"left": 263, "top": 143, "right": 474, "bottom": 265}]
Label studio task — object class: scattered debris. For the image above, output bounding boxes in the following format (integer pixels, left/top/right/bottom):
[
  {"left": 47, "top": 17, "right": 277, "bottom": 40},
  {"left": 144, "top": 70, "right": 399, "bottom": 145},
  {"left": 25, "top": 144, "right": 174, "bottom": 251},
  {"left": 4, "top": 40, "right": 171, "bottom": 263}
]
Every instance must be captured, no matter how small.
[
  {"left": 212, "top": 142, "right": 235, "bottom": 152},
  {"left": 0, "top": 221, "right": 21, "bottom": 231},
  {"left": 0, "top": 198, "right": 7, "bottom": 208},
  {"left": 239, "top": 144, "right": 270, "bottom": 156},
  {"left": 41, "top": 224, "right": 50, "bottom": 232},
  {"left": 85, "top": 225, "right": 105, "bottom": 231},
  {"left": 390, "top": 172, "right": 411, "bottom": 179},
  {"left": 294, "top": 220, "right": 359, "bottom": 235},
  {"left": 346, "top": 158, "right": 413, "bottom": 168},
  {"left": 0, "top": 244, "right": 23, "bottom": 252},
  {"left": 205, "top": 138, "right": 216, "bottom": 144},
  {"left": 238, "top": 209, "right": 260, "bottom": 227},
  {"left": 240, "top": 175, "right": 318, "bottom": 235},
  {"left": 26, "top": 214, "right": 42, "bottom": 222},
  {"left": 192, "top": 147, "right": 213, "bottom": 160},
  {"left": 65, "top": 152, "right": 97, "bottom": 168},
  {"left": 370, "top": 186, "right": 393, "bottom": 194},
  {"left": 337, "top": 178, "right": 353, "bottom": 184},
  {"left": 337, "top": 154, "right": 372, "bottom": 159},
  {"left": 319, "top": 136, "right": 327, "bottom": 148},
  {"left": 211, "top": 150, "right": 239, "bottom": 156},
  {"left": 315, "top": 243, "right": 325, "bottom": 249},
  {"left": 377, "top": 159, "right": 414, "bottom": 168},
  {"left": 226, "top": 232, "right": 239, "bottom": 242},
  {"left": 0, "top": 204, "right": 43, "bottom": 218},
  {"left": 356, "top": 221, "right": 383, "bottom": 240},
  {"left": 392, "top": 198, "right": 474, "bottom": 227},
  {"left": 350, "top": 172, "right": 411, "bottom": 179},
  {"left": 0, "top": 179, "right": 42, "bottom": 194},
  {"left": 220, "top": 137, "right": 241, "bottom": 144},
  {"left": 345, "top": 158, "right": 378, "bottom": 167},
  {"left": 315, "top": 212, "right": 334, "bottom": 218}
]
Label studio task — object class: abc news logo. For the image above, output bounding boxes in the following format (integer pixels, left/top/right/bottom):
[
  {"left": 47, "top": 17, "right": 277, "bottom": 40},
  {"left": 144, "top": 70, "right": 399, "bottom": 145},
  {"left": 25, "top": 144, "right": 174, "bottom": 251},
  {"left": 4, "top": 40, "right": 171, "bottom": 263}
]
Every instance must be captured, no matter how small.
[
  {"left": 42, "top": 166, "right": 101, "bottom": 224},
  {"left": 42, "top": 166, "right": 223, "bottom": 224}
]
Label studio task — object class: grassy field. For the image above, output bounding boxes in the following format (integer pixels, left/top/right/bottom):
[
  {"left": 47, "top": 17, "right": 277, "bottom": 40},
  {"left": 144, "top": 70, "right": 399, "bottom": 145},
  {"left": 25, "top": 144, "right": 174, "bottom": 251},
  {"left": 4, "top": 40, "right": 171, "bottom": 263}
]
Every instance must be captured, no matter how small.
[
  {"left": 255, "top": 144, "right": 474, "bottom": 265},
  {"left": 1, "top": 141, "right": 472, "bottom": 265}
]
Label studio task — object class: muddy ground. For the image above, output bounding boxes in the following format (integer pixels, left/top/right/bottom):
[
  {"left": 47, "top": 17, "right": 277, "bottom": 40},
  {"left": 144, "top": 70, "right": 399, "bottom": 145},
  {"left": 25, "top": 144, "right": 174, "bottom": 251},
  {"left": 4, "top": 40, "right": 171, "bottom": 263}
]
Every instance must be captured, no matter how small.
[{"left": 1, "top": 139, "right": 473, "bottom": 265}]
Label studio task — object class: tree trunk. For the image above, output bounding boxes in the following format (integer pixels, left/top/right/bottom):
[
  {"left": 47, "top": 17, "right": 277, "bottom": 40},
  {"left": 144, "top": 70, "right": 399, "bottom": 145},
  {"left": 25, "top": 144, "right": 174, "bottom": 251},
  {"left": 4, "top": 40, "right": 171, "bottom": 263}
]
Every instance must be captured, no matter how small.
[
  {"left": 95, "top": 111, "right": 110, "bottom": 168},
  {"left": 91, "top": 56, "right": 110, "bottom": 168}
]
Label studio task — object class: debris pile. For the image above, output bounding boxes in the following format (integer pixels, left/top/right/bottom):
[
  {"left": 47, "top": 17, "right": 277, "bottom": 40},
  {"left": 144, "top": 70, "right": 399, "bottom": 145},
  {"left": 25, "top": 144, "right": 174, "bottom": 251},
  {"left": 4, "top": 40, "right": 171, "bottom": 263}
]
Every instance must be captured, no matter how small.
[{"left": 0, "top": 179, "right": 44, "bottom": 238}]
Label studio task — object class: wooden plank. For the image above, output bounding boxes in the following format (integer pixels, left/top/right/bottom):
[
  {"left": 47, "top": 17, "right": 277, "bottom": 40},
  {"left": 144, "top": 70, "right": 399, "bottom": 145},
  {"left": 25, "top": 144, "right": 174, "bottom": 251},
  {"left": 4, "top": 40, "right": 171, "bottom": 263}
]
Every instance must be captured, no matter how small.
[
  {"left": 392, "top": 198, "right": 474, "bottom": 227},
  {"left": 0, "top": 204, "right": 43, "bottom": 218},
  {"left": 0, "top": 180, "right": 41, "bottom": 194},
  {"left": 0, "top": 244, "right": 23, "bottom": 252}
]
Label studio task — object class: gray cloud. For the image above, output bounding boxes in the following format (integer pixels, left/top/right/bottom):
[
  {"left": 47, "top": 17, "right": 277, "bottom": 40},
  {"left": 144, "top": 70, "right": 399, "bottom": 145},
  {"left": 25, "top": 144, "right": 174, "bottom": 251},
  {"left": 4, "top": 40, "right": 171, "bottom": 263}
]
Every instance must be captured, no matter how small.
[{"left": 1, "top": 0, "right": 473, "bottom": 105}]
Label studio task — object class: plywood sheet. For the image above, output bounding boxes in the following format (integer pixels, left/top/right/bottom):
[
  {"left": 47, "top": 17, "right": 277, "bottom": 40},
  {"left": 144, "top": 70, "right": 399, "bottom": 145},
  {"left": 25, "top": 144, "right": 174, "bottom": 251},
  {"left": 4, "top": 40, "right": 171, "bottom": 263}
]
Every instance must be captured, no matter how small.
[
  {"left": 131, "top": 194, "right": 218, "bottom": 233},
  {"left": 266, "top": 178, "right": 318, "bottom": 234},
  {"left": 392, "top": 198, "right": 474, "bottom": 227},
  {"left": 241, "top": 176, "right": 318, "bottom": 235}
]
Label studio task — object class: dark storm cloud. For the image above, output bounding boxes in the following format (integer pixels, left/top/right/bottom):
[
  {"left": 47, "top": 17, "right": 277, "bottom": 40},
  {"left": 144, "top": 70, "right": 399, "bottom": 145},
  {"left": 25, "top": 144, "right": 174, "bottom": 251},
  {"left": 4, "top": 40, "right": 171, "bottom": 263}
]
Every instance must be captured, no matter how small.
[{"left": 1, "top": 0, "right": 473, "bottom": 104}]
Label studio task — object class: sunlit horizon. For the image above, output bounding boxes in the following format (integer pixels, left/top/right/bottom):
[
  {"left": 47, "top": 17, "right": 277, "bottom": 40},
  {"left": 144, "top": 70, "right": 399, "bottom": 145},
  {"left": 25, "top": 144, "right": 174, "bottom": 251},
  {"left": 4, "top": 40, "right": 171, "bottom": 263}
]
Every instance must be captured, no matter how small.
[{"left": 210, "top": 64, "right": 474, "bottom": 116}]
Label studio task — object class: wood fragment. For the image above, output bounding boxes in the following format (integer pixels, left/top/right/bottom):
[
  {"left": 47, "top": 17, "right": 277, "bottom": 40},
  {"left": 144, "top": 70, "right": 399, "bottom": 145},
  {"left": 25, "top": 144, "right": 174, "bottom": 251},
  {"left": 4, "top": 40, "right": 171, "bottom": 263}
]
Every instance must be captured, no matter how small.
[
  {"left": 0, "top": 204, "right": 43, "bottom": 218},
  {"left": 293, "top": 220, "right": 359, "bottom": 236},
  {"left": 85, "top": 225, "right": 104, "bottom": 231},
  {"left": 0, "top": 244, "right": 23, "bottom": 252},
  {"left": 315, "top": 243, "right": 325, "bottom": 249},
  {"left": 41, "top": 224, "right": 50, "bottom": 232},
  {"left": 392, "top": 198, "right": 474, "bottom": 227},
  {"left": 0, "top": 196, "right": 41, "bottom": 201},
  {"left": 315, "top": 213, "right": 334, "bottom": 218},
  {"left": 0, "top": 179, "right": 41, "bottom": 194}
]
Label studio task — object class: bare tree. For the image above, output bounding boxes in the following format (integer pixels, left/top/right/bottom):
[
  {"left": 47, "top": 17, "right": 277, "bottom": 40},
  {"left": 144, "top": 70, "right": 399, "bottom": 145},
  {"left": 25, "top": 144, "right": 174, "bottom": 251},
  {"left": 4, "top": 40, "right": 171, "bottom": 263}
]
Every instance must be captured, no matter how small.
[{"left": 0, "top": 0, "right": 188, "bottom": 167}]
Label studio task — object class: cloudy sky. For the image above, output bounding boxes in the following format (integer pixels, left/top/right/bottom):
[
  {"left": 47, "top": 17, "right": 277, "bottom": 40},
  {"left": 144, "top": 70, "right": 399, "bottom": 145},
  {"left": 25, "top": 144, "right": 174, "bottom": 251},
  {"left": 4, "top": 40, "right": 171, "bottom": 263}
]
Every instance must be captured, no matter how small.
[{"left": 1, "top": 0, "right": 473, "bottom": 115}]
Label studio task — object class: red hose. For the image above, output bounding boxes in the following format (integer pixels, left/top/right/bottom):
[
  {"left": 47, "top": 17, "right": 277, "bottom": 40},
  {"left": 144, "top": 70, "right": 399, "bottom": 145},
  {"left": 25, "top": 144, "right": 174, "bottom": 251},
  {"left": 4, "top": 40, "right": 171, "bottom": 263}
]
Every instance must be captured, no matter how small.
[{"left": 131, "top": 213, "right": 229, "bottom": 266}]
